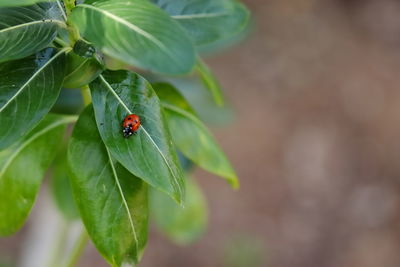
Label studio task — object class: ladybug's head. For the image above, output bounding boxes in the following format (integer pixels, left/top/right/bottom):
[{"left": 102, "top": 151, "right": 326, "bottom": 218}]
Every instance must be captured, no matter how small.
[{"left": 122, "top": 126, "right": 133, "bottom": 138}]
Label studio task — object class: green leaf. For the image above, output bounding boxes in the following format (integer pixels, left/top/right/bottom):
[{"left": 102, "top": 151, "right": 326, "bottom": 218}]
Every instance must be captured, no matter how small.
[
  {"left": 154, "top": 83, "right": 238, "bottom": 188},
  {"left": 169, "top": 78, "right": 233, "bottom": 126},
  {"left": 0, "top": 2, "right": 66, "bottom": 62},
  {"left": 68, "top": 106, "right": 148, "bottom": 266},
  {"left": 145, "top": 75, "right": 233, "bottom": 125},
  {"left": 150, "top": 178, "right": 207, "bottom": 245},
  {"left": 0, "top": 47, "right": 67, "bottom": 149},
  {"left": 151, "top": 0, "right": 250, "bottom": 51},
  {"left": 196, "top": 59, "right": 224, "bottom": 106},
  {"left": 63, "top": 52, "right": 103, "bottom": 89},
  {"left": 50, "top": 145, "right": 79, "bottom": 221},
  {"left": 90, "top": 71, "right": 185, "bottom": 204},
  {"left": 70, "top": 0, "right": 196, "bottom": 74},
  {"left": 0, "top": 114, "right": 74, "bottom": 236},
  {"left": 0, "top": 0, "right": 57, "bottom": 7}
]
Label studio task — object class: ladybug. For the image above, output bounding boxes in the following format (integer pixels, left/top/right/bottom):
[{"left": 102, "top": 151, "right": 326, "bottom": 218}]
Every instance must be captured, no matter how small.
[{"left": 122, "top": 114, "right": 141, "bottom": 138}]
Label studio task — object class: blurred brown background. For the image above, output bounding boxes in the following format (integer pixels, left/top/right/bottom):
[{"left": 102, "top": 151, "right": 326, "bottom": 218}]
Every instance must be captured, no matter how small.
[{"left": 4, "top": 0, "right": 400, "bottom": 266}]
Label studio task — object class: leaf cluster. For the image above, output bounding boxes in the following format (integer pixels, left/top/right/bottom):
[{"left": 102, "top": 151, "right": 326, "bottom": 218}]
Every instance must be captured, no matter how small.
[{"left": 0, "top": 0, "right": 250, "bottom": 265}]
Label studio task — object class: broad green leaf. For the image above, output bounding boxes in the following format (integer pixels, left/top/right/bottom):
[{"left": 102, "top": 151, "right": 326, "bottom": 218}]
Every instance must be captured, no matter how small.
[
  {"left": 197, "top": 19, "right": 251, "bottom": 54},
  {"left": 150, "top": 178, "right": 207, "bottom": 245},
  {"left": 90, "top": 71, "right": 185, "bottom": 204},
  {"left": 196, "top": 59, "right": 224, "bottom": 106},
  {"left": 0, "top": 2, "right": 66, "bottom": 62},
  {"left": 154, "top": 83, "right": 238, "bottom": 188},
  {"left": 0, "top": 47, "right": 67, "bottom": 149},
  {"left": 50, "top": 145, "right": 79, "bottom": 221},
  {"left": 63, "top": 52, "right": 103, "bottom": 89},
  {"left": 151, "top": 0, "right": 250, "bottom": 51},
  {"left": 70, "top": 0, "right": 196, "bottom": 74},
  {"left": 68, "top": 106, "right": 148, "bottom": 266},
  {"left": 0, "top": 114, "right": 74, "bottom": 236},
  {"left": 0, "top": 0, "right": 56, "bottom": 7}
]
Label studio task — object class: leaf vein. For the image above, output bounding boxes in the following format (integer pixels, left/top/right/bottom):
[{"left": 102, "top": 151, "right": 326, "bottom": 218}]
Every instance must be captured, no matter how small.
[
  {"left": 0, "top": 48, "right": 68, "bottom": 113},
  {"left": 105, "top": 148, "right": 139, "bottom": 260}
]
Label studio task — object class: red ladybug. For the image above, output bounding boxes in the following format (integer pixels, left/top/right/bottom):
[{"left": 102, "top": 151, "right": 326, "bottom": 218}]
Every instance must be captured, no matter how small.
[{"left": 122, "top": 114, "right": 141, "bottom": 138}]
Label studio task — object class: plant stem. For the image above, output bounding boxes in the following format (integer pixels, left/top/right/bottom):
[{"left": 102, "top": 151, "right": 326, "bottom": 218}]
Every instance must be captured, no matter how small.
[
  {"left": 63, "top": 228, "right": 89, "bottom": 267},
  {"left": 68, "top": 26, "right": 80, "bottom": 45},
  {"left": 54, "top": 37, "right": 70, "bottom": 48},
  {"left": 63, "top": 0, "right": 75, "bottom": 16},
  {"left": 47, "top": 222, "right": 70, "bottom": 267},
  {"left": 81, "top": 85, "right": 92, "bottom": 106},
  {"left": 63, "top": 0, "right": 80, "bottom": 44}
]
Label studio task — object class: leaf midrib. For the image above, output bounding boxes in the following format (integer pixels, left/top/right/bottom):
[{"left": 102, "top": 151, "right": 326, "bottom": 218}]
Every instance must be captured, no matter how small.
[
  {"left": 78, "top": 4, "right": 170, "bottom": 56},
  {"left": 171, "top": 12, "right": 228, "bottom": 20},
  {"left": 0, "top": 116, "right": 76, "bottom": 178},
  {"left": 161, "top": 102, "right": 239, "bottom": 186},
  {"left": 98, "top": 75, "right": 183, "bottom": 201},
  {"left": 0, "top": 48, "right": 69, "bottom": 113},
  {"left": 105, "top": 147, "right": 139, "bottom": 261},
  {"left": 56, "top": 0, "right": 67, "bottom": 21},
  {"left": 0, "top": 19, "right": 66, "bottom": 33},
  {"left": 161, "top": 102, "right": 210, "bottom": 133}
]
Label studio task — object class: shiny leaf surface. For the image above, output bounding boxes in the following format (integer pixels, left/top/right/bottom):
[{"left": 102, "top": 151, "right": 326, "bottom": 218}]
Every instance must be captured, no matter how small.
[
  {"left": 0, "top": 47, "right": 67, "bottom": 149},
  {"left": 63, "top": 52, "right": 103, "bottom": 89},
  {"left": 70, "top": 0, "right": 196, "bottom": 74},
  {"left": 0, "top": 0, "right": 57, "bottom": 7},
  {"left": 154, "top": 83, "right": 238, "bottom": 188},
  {"left": 151, "top": 0, "right": 250, "bottom": 51},
  {"left": 0, "top": 2, "right": 66, "bottom": 62},
  {"left": 0, "top": 114, "right": 73, "bottom": 236},
  {"left": 68, "top": 106, "right": 148, "bottom": 265},
  {"left": 90, "top": 71, "right": 185, "bottom": 204}
]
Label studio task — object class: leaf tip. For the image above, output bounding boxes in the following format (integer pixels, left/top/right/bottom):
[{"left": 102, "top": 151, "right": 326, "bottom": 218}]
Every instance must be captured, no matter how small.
[{"left": 229, "top": 176, "right": 240, "bottom": 190}]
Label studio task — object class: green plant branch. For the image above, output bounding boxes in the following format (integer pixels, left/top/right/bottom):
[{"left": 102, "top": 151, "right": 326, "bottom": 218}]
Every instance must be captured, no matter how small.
[
  {"left": 63, "top": 0, "right": 80, "bottom": 44},
  {"left": 63, "top": 228, "right": 89, "bottom": 267},
  {"left": 68, "top": 26, "right": 80, "bottom": 45},
  {"left": 47, "top": 222, "right": 70, "bottom": 267},
  {"left": 63, "top": 0, "right": 75, "bottom": 16},
  {"left": 54, "top": 37, "right": 70, "bottom": 48}
]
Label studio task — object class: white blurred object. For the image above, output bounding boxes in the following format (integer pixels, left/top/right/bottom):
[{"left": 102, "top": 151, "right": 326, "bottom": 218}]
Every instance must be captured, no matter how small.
[{"left": 17, "top": 186, "right": 82, "bottom": 267}]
